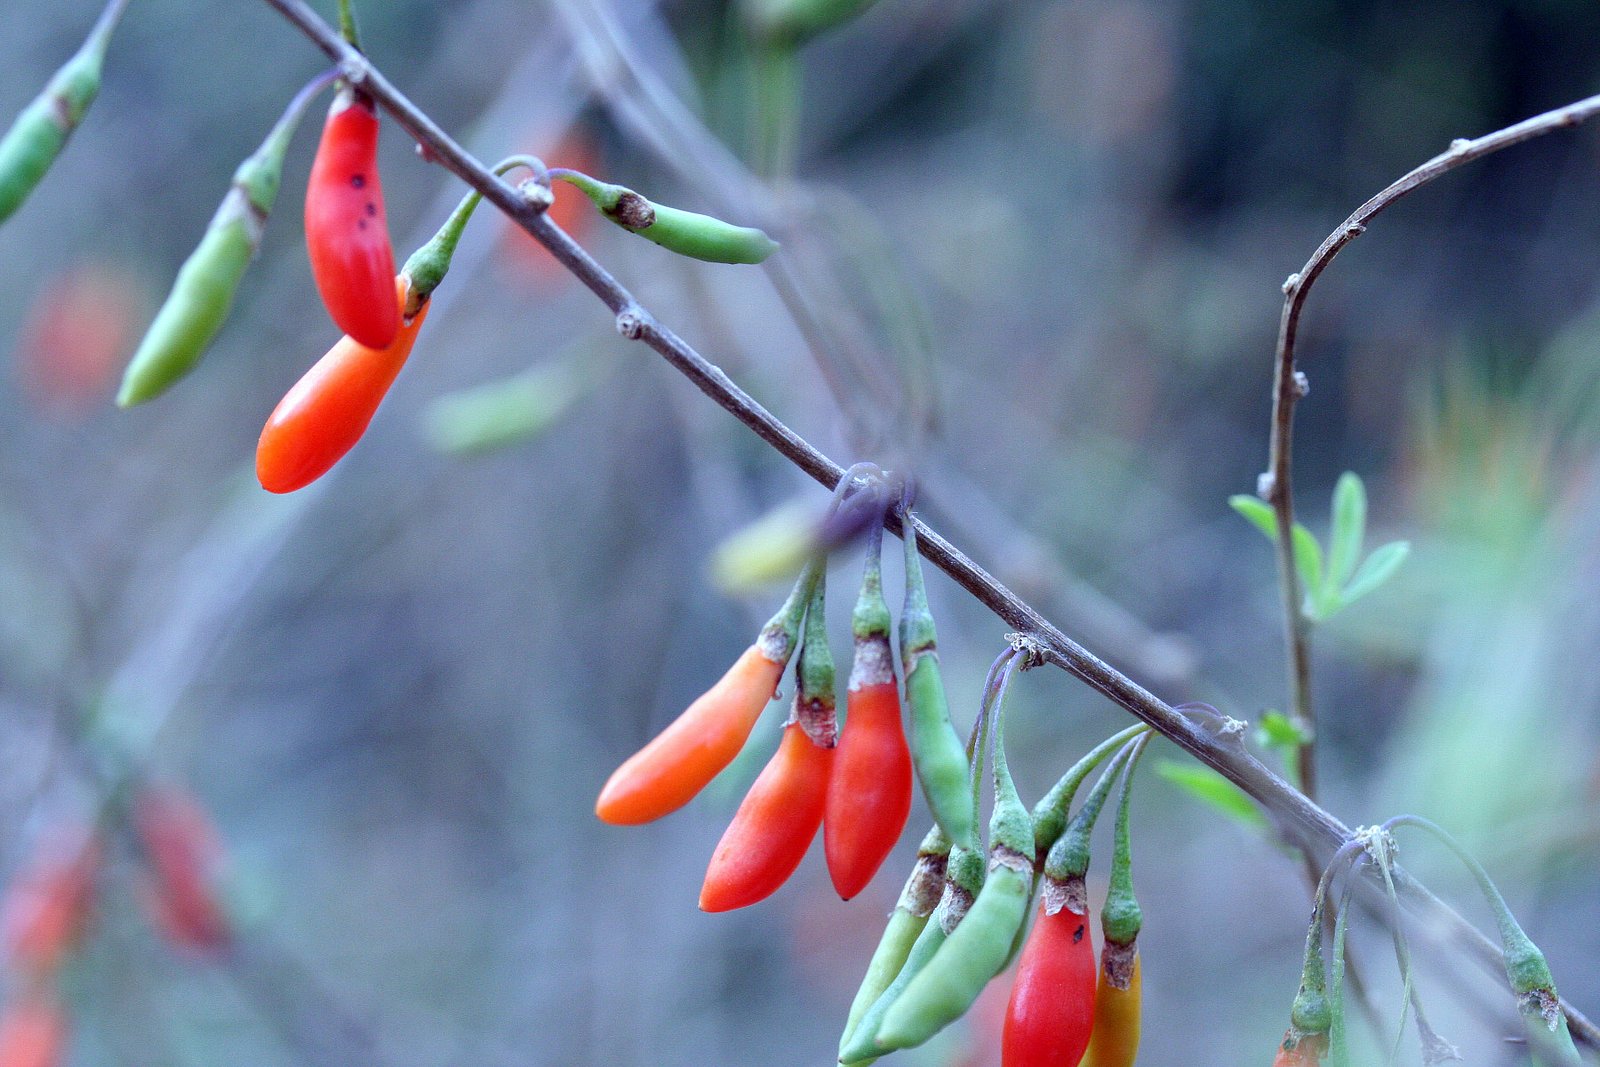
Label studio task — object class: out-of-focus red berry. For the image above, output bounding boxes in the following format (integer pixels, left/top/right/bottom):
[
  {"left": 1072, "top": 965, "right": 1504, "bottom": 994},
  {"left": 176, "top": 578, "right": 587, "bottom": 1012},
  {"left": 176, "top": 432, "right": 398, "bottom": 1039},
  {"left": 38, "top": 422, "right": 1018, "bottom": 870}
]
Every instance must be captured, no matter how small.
[
  {"left": 133, "top": 786, "right": 231, "bottom": 953},
  {"left": 0, "top": 995, "right": 67, "bottom": 1067},
  {"left": 1, "top": 831, "right": 100, "bottom": 978},
  {"left": 498, "top": 129, "right": 600, "bottom": 282},
  {"left": 16, "top": 264, "right": 142, "bottom": 413}
]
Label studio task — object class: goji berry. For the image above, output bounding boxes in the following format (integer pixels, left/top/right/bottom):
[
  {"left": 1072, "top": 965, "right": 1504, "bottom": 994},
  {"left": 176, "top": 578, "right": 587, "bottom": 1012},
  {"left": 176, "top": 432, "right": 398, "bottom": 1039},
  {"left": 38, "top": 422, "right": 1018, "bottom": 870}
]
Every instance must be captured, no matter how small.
[{"left": 304, "top": 86, "right": 398, "bottom": 349}]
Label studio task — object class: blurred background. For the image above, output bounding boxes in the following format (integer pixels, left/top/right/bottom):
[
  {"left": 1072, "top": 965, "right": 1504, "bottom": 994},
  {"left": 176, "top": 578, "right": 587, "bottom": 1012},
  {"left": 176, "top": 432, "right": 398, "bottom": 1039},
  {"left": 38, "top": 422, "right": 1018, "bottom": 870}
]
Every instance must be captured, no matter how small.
[{"left": 0, "top": 0, "right": 1598, "bottom": 1062}]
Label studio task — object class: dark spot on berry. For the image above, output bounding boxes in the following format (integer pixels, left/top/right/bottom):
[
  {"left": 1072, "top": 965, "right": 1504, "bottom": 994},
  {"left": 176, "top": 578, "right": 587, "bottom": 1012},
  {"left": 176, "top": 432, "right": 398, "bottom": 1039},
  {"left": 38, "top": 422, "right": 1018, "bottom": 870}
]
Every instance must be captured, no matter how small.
[
  {"left": 366, "top": 203, "right": 377, "bottom": 217},
  {"left": 1072, "top": 924, "right": 1085, "bottom": 943},
  {"left": 358, "top": 219, "right": 368, "bottom": 230},
  {"left": 351, "top": 174, "right": 366, "bottom": 189}
]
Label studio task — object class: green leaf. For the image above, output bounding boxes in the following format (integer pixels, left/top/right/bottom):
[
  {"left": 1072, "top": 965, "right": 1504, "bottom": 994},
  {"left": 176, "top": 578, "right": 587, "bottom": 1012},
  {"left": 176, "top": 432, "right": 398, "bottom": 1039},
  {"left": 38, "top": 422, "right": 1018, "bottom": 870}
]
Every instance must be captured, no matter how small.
[
  {"left": 1156, "top": 760, "right": 1266, "bottom": 829},
  {"left": 1229, "top": 495, "right": 1279, "bottom": 541},
  {"left": 1256, "top": 710, "right": 1307, "bottom": 754},
  {"left": 424, "top": 360, "right": 590, "bottom": 456},
  {"left": 1291, "top": 522, "right": 1326, "bottom": 616},
  {"left": 1342, "top": 541, "right": 1410, "bottom": 605},
  {"left": 1328, "top": 472, "right": 1366, "bottom": 588},
  {"left": 707, "top": 499, "right": 822, "bottom": 593}
]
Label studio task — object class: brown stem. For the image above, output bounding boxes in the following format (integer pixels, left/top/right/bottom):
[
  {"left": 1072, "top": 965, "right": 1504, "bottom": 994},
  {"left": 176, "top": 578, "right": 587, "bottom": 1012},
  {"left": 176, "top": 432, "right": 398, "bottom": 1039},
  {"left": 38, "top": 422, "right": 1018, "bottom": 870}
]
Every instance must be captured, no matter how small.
[
  {"left": 1265, "top": 91, "right": 1600, "bottom": 802},
  {"left": 255, "top": 0, "right": 1600, "bottom": 1047}
]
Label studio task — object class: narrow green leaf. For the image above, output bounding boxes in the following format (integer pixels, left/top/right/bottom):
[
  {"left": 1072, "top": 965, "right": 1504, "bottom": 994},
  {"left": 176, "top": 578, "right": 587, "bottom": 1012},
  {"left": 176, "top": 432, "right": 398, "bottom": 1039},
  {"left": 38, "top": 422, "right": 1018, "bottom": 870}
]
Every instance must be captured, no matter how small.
[
  {"left": 1256, "top": 710, "right": 1307, "bottom": 754},
  {"left": 707, "top": 499, "right": 821, "bottom": 594},
  {"left": 1342, "top": 541, "right": 1410, "bottom": 606},
  {"left": 1156, "top": 760, "right": 1265, "bottom": 829},
  {"left": 1291, "top": 522, "right": 1325, "bottom": 613},
  {"left": 1229, "top": 494, "right": 1279, "bottom": 541},
  {"left": 1308, "top": 583, "right": 1341, "bottom": 623},
  {"left": 1328, "top": 472, "right": 1366, "bottom": 588},
  {"left": 425, "top": 364, "right": 587, "bottom": 457}
]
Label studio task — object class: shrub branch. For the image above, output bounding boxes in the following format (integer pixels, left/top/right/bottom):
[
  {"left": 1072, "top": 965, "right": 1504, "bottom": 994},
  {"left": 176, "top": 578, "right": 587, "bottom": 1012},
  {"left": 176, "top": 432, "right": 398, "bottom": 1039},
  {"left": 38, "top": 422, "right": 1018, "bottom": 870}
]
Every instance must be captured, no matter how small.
[{"left": 258, "top": 0, "right": 1600, "bottom": 1046}]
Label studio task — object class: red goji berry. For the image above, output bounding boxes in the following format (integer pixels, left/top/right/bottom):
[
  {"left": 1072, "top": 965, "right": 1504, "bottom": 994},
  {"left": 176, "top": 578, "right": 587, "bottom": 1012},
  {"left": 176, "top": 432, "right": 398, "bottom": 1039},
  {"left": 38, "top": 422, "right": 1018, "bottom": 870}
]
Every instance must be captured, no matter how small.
[
  {"left": 1, "top": 833, "right": 98, "bottom": 978},
  {"left": 824, "top": 679, "right": 910, "bottom": 899},
  {"left": 304, "top": 87, "right": 397, "bottom": 350},
  {"left": 18, "top": 264, "right": 140, "bottom": 412},
  {"left": 824, "top": 523, "right": 911, "bottom": 900},
  {"left": 1001, "top": 897, "right": 1096, "bottom": 1067},
  {"left": 133, "top": 786, "right": 230, "bottom": 953},
  {"left": 699, "top": 572, "right": 835, "bottom": 912},
  {"left": 1003, "top": 737, "right": 1144, "bottom": 1067},
  {"left": 1272, "top": 1030, "right": 1328, "bottom": 1066},
  {"left": 0, "top": 995, "right": 66, "bottom": 1067},
  {"left": 499, "top": 130, "right": 598, "bottom": 281},
  {"left": 699, "top": 720, "right": 833, "bottom": 912}
]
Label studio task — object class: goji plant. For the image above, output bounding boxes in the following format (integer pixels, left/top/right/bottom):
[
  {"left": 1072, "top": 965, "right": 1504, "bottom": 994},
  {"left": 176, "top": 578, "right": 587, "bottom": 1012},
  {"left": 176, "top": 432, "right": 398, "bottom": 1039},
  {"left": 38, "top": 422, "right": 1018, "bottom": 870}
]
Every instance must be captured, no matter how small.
[{"left": 0, "top": 0, "right": 1597, "bottom": 1064}]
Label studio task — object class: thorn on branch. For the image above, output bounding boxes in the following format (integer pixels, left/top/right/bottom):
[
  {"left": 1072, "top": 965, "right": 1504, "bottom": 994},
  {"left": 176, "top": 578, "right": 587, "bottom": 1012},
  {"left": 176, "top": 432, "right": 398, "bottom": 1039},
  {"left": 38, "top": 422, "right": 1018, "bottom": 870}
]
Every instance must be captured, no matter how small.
[{"left": 1293, "top": 371, "right": 1310, "bottom": 399}]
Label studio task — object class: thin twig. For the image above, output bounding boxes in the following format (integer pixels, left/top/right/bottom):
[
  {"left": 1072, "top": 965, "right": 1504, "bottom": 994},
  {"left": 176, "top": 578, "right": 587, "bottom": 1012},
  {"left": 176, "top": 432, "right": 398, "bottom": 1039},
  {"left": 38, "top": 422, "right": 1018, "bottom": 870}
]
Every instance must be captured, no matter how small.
[
  {"left": 1263, "top": 90, "right": 1600, "bottom": 800},
  {"left": 550, "top": 0, "right": 1201, "bottom": 681},
  {"left": 254, "top": 0, "right": 1600, "bottom": 1047}
]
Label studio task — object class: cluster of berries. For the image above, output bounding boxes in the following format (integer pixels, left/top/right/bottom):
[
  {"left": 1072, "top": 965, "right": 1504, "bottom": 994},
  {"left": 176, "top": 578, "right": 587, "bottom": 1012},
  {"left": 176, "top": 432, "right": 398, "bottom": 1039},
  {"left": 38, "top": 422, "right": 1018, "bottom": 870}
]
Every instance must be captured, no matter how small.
[{"left": 595, "top": 470, "right": 1154, "bottom": 1065}]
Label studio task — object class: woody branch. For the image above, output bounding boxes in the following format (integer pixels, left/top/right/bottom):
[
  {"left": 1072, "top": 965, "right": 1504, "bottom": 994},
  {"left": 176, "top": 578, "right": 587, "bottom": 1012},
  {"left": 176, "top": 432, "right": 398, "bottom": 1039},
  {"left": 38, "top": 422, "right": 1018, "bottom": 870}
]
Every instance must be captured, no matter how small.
[{"left": 260, "top": 0, "right": 1600, "bottom": 1046}]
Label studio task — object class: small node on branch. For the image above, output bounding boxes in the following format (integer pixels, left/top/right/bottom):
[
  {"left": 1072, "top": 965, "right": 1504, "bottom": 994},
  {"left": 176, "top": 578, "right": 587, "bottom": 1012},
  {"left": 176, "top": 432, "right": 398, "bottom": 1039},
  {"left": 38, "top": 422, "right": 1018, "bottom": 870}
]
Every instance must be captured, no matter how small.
[
  {"left": 1256, "top": 471, "right": 1276, "bottom": 500},
  {"left": 1293, "top": 371, "right": 1310, "bottom": 398},
  {"left": 1449, "top": 137, "right": 1471, "bottom": 154},
  {"left": 1004, "top": 632, "right": 1048, "bottom": 669},
  {"left": 1282, "top": 272, "right": 1301, "bottom": 295},
  {"left": 1345, "top": 222, "right": 1366, "bottom": 238},
  {"left": 336, "top": 54, "right": 369, "bottom": 87},
  {"left": 414, "top": 142, "right": 439, "bottom": 163},
  {"left": 518, "top": 178, "right": 553, "bottom": 213},
  {"left": 615, "top": 307, "right": 646, "bottom": 339}
]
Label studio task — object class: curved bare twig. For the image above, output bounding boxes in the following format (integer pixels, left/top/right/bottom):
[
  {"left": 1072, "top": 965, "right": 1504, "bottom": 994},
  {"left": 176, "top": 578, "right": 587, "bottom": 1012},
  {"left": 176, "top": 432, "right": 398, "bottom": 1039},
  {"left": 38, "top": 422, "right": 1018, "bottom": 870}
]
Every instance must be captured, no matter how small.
[{"left": 1262, "top": 92, "right": 1600, "bottom": 799}]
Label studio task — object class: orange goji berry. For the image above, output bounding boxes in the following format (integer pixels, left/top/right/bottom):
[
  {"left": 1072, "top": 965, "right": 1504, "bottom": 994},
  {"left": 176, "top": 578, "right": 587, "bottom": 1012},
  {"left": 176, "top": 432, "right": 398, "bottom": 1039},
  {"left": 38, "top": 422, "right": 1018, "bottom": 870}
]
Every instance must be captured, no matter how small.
[
  {"left": 595, "top": 562, "right": 818, "bottom": 825},
  {"left": 597, "top": 644, "right": 787, "bottom": 826},
  {"left": 256, "top": 275, "right": 428, "bottom": 493},
  {"left": 1081, "top": 940, "right": 1141, "bottom": 1067},
  {"left": 1272, "top": 1030, "right": 1328, "bottom": 1066}
]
